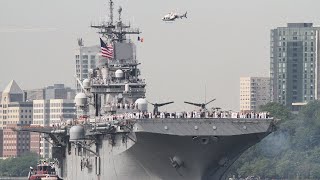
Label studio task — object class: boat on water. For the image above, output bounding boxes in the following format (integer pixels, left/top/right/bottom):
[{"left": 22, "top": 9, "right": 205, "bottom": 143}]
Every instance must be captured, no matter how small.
[
  {"left": 28, "top": 161, "right": 61, "bottom": 180},
  {"left": 17, "top": 1, "right": 277, "bottom": 179}
]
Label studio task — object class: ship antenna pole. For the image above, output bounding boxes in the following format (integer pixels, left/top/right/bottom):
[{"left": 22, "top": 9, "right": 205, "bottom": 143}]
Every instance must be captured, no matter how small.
[
  {"left": 109, "top": 0, "right": 114, "bottom": 25},
  {"left": 118, "top": 6, "right": 122, "bottom": 22},
  {"left": 205, "top": 84, "right": 206, "bottom": 104}
]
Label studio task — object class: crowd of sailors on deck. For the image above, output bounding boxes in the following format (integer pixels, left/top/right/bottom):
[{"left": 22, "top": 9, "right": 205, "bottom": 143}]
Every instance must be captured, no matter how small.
[
  {"left": 51, "top": 110, "right": 271, "bottom": 127},
  {"left": 107, "top": 102, "right": 138, "bottom": 110},
  {"left": 103, "top": 103, "right": 269, "bottom": 118},
  {"left": 98, "top": 110, "right": 271, "bottom": 122},
  {"left": 50, "top": 102, "right": 272, "bottom": 128}
]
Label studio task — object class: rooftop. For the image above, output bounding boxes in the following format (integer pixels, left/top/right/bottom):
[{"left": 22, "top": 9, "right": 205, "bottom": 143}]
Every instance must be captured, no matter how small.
[{"left": 2, "top": 80, "right": 24, "bottom": 94}]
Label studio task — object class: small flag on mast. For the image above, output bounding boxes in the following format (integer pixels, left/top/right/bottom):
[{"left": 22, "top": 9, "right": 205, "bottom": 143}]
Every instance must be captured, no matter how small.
[{"left": 100, "top": 38, "right": 114, "bottom": 59}]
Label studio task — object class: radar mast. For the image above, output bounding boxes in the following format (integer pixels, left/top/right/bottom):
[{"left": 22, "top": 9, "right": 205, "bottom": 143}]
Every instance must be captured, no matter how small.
[{"left": 91, "top": 0, "right": 141, "bottom": 43}]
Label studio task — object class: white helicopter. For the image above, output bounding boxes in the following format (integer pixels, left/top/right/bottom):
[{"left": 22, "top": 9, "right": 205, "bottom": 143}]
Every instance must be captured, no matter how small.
[{"left": 162, "top": 11, "right": 187, "bottom": 22}]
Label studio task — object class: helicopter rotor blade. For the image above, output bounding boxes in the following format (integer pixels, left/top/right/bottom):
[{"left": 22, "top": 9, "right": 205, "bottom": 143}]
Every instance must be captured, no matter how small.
[
  {"left": 184, "top": 101, "right": 202, "bottom": 107},
  {"left": 158, "top": 101, "right": 174, "bottom": 107},
  {"left": 146, "top": 100, "right": 155, "bottom": 106},
  {"left": 205, "top": 98, "right": 216, "bottom": 105}
]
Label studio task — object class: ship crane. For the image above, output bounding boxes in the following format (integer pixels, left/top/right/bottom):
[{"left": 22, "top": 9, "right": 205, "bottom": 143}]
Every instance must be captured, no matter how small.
[{"left": 184, "top": 98, "right": 216, "bottom": 110}]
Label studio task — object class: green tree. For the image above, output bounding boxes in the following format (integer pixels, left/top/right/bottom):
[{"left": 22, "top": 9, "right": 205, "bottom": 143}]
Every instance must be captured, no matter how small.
[
  {"left": 300, "top": 101, "right": 320, "bottom": 128},
  {"left": 228, "top": 101, "right": 320, "bottom": 179},
  {"left": 260, "top": 102, "right": 293, "bottom": 122},
  {"left": 0, "top": 152, "right": 39, "bottom": 177}
]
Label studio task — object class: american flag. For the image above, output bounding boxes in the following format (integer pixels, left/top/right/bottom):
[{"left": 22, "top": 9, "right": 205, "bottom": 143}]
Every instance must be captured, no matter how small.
[{"left": 100, "top": 38, "right": 114, "bottom": 59}]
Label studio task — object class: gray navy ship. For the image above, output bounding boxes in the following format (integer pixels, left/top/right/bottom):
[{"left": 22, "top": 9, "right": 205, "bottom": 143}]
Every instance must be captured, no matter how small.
[{"left": 17, "top": 1, "right": 277, "bottom": 180}]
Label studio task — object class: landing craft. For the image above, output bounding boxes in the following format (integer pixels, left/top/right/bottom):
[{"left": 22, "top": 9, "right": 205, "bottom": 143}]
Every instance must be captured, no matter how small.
[{"left": 162, "top": 11, "right": 187, "bottom": 21}]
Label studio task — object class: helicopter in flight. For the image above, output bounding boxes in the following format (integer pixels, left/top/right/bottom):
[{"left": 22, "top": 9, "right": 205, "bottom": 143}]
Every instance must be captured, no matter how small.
[{"left": 162, "top": 11, "right": 187, "bottom": 22}]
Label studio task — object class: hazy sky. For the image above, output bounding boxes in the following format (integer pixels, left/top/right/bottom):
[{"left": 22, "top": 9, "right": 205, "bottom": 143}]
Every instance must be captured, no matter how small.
[{"left": 1, "top": 0, "right": 320, "bottom": 111}]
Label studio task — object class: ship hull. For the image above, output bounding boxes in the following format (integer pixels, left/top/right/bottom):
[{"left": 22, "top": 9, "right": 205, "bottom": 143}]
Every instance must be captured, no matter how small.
[{"left": 59, "top": 119, "right": 273, "bottom": 180}]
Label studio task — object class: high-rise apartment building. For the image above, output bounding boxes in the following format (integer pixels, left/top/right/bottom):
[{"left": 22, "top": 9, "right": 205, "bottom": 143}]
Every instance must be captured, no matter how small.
[
  {"left": 240, "top": 77, "right": 270, "bottom": 112},
  {"left": 270, "top": 23, "right": 320, "bottom": 107},
  {"left": 0, "top": 81, "right": 76, "bottom": 157},
  {"left": 31, "top": 99, "right": 76, "bottom": 158},
  {"left": 0, "top": 80, "right": 33, "bottom": 157},
  {"left": 31, "top": 100, "right": 50, "bottom": 157},
  {"left": 49, "top": 99, "right": 76, "bottom": 124},
  {"left": 0, "top": 129, "right": 2, "bottom": 157},
  {"left": 75, "top": 45, "right": 100, "bottom": 92}
]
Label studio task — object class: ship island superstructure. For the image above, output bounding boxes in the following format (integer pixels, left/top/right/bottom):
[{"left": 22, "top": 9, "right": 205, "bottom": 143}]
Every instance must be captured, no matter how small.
[{"left": 17, "top": 1, "right": 277, "bottom": 180}]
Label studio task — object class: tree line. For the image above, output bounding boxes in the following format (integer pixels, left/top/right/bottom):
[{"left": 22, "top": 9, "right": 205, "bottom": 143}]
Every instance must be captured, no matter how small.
[
  {"left": 228, "top": 101, "right": 320, "bottom": 179},
  {"left": 0, "top": 152, "right": 38, "bottom": 177}
]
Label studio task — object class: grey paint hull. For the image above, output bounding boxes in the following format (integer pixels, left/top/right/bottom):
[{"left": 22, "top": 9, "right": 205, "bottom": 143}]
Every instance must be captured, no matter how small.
[{"left": 57, "top": 118, "right": 275, "bottom": 180}]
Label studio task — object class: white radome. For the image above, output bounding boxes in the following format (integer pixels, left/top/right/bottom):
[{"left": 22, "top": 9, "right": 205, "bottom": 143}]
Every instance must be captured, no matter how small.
[
  {"left": 75, "top": 93, "right": 87, "bottom": 107},
  {"left": 83, "top": 79, "right": 90, "bottom": 89},
  {"left": 135, "top": 98, "right": 148, "bottom": 112},
  {"left": 115, "top": 69, "right": 124, "bottom": 78}
]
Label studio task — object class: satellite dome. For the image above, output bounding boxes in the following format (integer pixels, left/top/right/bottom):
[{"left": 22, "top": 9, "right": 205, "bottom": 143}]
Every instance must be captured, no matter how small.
[
  {"left": 75, "top": 93, "right": 87, "bottom": 107},
  {"left": 83, "top": 79, "right": 90, "bottom": 89},
  {"left": 115, "top": 69, "right": 124, "bottom": 78},
  {"left": 135, "top": 98, "right": 148, "bottom": 112},
  {"left": 69, "top": 125, "right": 85, "bottom": 141}
]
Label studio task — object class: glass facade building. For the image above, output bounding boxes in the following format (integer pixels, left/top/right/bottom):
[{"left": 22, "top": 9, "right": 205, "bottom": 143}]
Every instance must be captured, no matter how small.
[{"left": 270, "top": 23, "right": 320, "bottom": 107}]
